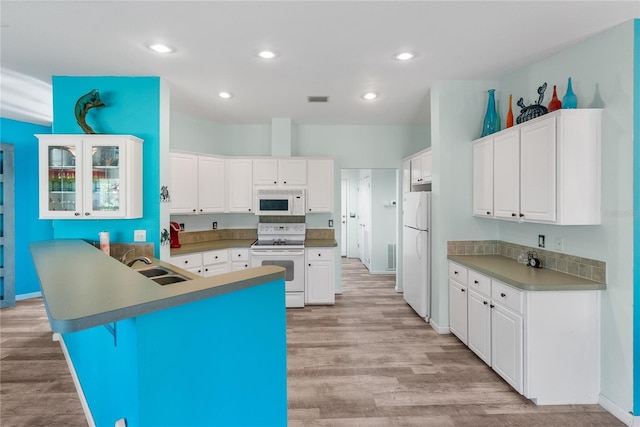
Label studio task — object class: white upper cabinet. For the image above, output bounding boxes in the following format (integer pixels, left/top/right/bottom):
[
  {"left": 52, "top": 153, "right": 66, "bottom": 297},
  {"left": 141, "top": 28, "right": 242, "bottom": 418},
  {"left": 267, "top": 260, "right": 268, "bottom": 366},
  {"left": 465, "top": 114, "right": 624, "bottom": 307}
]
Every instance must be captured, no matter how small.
[
  {"left": 493, "top": 129, "right": 520, "bottom": 220},
  {"left": 253, "top": 158, "right": 307, "bottom": 186},
  {"left": 306, "top": 158, "right": 334, "bottom": 213},
  {"left": 471, "top": 109, "right": 602, "bottom": 225},
  {"left": 226, "top": 158, "right": 253, "bottom": 213},
  {"left": 472, "top": 137, "right": 493, "bottom": 217},
  {"left": 171, "top": 152, "right": 225, "bottom": 214},
  {"left": 197, "top": 156, "right": 225, "bottom": 214},
  {"left": 409, "top": 148, "right": 432, "bottom": 185},
  {"left": 38, "top": 134, "right": 143, "bottom": 219},
  {"left": 170, "top": 153, "right": 198, "bottom": 214},
  {"left": 519, "top": 116, "right": 557, "bottom": 223}
]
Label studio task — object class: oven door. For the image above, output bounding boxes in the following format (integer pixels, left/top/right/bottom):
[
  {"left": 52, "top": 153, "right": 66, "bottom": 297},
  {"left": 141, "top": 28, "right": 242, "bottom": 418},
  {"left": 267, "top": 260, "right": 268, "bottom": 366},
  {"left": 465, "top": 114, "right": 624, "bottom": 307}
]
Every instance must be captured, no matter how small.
[{"left": 250, "top": 248, "right": 304, "bottom": 308}]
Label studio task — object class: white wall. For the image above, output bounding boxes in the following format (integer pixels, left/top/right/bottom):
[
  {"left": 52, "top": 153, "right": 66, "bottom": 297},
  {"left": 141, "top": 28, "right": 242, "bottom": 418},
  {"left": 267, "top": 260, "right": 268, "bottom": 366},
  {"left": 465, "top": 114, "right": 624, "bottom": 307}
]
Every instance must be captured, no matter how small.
[
  {"left": 370, "top": 169, "right": 398, "bottom": 273},
  {"left": 495, "top": 20, "right": 635, "bottom": 414},
  {"left": 429, "top": 80, "right": 500, "bottom": 329}
]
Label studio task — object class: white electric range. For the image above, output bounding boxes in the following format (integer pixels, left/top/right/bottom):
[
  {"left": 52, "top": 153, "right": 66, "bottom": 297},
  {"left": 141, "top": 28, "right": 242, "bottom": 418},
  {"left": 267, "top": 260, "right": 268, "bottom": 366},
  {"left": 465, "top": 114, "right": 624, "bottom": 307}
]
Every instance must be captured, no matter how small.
[{"left": 250, "top": 223, "right": 306, "bottom": 308}]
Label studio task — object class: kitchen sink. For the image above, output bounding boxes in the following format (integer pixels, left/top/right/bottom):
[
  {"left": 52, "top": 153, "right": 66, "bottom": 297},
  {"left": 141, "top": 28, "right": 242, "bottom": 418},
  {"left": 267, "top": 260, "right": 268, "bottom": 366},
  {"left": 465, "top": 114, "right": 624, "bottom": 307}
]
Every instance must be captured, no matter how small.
[
  {"left": 152, "top": 275, "right": 188, "bottom": 285},
  {"left": 134, "top": 265, "right": 191, "bottom": 285},
  {"left": 137, "top": 267, "right": 173, "bottom": 278}
]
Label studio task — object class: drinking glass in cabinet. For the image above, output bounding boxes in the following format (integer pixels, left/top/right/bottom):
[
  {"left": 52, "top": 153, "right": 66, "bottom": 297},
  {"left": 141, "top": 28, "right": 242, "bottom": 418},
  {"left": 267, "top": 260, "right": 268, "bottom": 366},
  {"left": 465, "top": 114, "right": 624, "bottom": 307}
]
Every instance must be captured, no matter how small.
[
  {"left": 47, "top": 146, "right": 77, "bottom": 212},
  {"left": 92, "top": 146, "right": 121, "bottom": 212}
]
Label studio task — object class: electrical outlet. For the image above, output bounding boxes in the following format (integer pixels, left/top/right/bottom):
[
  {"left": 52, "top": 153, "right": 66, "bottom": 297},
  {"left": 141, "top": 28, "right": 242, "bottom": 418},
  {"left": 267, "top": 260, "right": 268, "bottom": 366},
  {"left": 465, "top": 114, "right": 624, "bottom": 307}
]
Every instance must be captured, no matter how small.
[
  {"left": 538, "top": 234, "right": 545, "bottom": 248},
  {"left": 555, "top": 237, "right": 564, "bottom": 252},
  {"left": 134, "top": 230, "right": 146, "bottom": 242}
]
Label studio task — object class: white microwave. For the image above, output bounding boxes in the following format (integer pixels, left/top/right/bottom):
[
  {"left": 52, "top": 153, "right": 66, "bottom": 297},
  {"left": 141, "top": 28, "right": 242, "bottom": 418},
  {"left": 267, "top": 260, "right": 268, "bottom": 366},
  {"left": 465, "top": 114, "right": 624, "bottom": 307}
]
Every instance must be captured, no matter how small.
[{"left": 255, "top": 189, "right": 306, "bottom": 216}]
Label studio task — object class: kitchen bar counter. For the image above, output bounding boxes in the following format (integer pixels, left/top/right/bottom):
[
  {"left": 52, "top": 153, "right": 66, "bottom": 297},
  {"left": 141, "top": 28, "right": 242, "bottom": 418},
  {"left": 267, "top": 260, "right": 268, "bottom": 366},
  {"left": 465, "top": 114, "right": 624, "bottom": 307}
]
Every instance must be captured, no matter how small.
[
  {"left": 448, "top": 254, "right": 605, "bottom": 291},
  {"left": 30, "top": 239, "right": 285, "bottom": 333}
]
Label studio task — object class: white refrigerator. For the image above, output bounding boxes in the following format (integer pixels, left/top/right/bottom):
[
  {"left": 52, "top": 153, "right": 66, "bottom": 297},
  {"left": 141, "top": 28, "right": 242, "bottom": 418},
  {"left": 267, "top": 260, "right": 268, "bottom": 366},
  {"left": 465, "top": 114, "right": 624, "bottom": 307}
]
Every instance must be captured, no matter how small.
[{"left": 402, "top": 191, "right": 431, "bottom": 320}]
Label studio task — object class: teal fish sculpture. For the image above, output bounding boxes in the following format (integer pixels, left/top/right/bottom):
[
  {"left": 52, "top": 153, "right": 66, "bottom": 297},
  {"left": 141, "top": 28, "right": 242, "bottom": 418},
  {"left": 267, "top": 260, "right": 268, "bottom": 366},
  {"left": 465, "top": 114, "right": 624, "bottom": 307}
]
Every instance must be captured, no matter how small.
[{"left": 74, "top": 89, "right": 105, "bottom": 134}]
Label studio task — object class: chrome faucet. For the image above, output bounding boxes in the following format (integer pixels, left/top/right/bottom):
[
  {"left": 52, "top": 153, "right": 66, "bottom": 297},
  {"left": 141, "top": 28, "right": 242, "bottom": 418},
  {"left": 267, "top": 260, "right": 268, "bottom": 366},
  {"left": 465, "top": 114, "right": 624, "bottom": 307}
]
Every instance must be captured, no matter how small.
[
  {"left": 127, "top": 257, "right": 152, "bottom": 267},
  {"left": 119, "top": 248, "right": 135, "bottom": 264}
]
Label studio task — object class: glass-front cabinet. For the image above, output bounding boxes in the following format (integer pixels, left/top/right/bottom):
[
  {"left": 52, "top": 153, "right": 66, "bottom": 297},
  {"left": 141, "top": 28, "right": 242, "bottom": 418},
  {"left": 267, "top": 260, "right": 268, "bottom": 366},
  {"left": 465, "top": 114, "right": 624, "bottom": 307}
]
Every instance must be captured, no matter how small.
[{"left": 37, "top": 135, "right": 143, "bottom": 219}]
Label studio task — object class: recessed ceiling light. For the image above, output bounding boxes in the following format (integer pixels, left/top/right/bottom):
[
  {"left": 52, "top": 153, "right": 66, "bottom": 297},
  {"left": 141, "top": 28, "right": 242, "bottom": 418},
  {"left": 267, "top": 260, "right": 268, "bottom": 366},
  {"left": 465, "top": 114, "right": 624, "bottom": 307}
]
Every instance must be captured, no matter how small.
[
  {"left": 257, "top": 50, "right": 279, "bottom": 59},
  {"left": 393, "top": 51, "right": 416, "bottom": 61},
  {"left": 362, "top": 92, "right": 379, "bottom": 101},
  {"left": 218, "top": 92, "right": 233, "bottom": 99},
  {"left": 146, "top": 42, "right": 176, "bottom": 54}
]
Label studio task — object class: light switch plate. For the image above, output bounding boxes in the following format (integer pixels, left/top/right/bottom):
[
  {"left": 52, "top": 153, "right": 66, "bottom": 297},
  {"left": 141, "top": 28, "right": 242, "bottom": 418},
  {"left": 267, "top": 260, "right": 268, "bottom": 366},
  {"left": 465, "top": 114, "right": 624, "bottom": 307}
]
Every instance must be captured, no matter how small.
[{"left": 134, "top": 230, "right": 146, "bottom": 242}]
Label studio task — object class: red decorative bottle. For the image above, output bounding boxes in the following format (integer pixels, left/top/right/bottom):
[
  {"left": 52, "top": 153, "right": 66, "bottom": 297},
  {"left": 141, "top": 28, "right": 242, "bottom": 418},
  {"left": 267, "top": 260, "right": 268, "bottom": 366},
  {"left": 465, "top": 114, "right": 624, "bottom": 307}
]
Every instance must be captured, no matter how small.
[
  {"left": 506, "top": 94, "right": 514, "bottom": 128},
  {"left": 548, "top": 85, "right": 562, "bottom": 112}
]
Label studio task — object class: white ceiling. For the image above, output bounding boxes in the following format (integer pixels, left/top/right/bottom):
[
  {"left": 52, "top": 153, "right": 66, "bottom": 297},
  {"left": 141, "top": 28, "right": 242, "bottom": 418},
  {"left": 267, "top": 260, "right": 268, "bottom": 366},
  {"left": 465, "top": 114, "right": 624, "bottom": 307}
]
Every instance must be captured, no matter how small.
[{"left": 1, "top": 1, "right": 638, "bottom": 126}]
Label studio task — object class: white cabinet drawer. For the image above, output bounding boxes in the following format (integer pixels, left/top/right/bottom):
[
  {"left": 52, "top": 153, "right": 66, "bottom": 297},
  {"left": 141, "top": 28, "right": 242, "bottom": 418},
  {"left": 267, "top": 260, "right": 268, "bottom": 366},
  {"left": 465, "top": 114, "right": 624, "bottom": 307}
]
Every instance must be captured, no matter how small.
[
  {"left": 492, "top": 280, "right": 524, "bottom": 314},
  {"left": 468, "top": 270, "right": 491, "bottom": 297},
  {"left": 449, "top": 262, "right": 468, "bottom": 283},
  {"left": 202, "top": 249, "right": 229, "bottom": 265},
  {"left": 230, "top": 248, "right": 249, "bottom": 262},
  {"left": 306, "top": 248, "right": 334, "bottom": 260},
  {"left": 170, "top": 253, "right": 202, "bottom": 269}
]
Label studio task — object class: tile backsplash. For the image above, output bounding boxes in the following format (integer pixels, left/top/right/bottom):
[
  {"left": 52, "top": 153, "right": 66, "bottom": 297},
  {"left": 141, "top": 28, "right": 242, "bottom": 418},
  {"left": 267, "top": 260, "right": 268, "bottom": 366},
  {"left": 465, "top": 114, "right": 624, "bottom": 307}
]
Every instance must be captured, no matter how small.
[{"left": 447, "top": 240, "right": 606, "bottom": 283}]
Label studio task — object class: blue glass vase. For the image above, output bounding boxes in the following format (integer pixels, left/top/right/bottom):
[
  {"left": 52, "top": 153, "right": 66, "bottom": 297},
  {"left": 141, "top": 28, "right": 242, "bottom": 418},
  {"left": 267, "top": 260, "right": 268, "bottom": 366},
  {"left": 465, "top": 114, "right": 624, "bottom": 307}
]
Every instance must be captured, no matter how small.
[
  {"left": 562, "top": 77, "right": 577, "bottom": 109},
  {"left": 481, "top": 89, "right": 498, "bottom": 137}
]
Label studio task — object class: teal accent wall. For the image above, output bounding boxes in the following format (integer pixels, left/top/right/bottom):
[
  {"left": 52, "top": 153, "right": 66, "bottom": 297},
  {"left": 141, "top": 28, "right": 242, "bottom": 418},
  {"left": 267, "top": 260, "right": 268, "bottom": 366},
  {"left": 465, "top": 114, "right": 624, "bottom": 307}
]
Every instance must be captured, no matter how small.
[
  {"left": 51, "top": 77, "right": 161, "bottom": 254},
  {"left": 633, "top": 17, "right": 639, "bottom": 416},
  {"left": 0, "top": 118, "right": 53, "bottom": 296},
  {"left": 63, "top": 279, "right": 287, "bottom": 427}
]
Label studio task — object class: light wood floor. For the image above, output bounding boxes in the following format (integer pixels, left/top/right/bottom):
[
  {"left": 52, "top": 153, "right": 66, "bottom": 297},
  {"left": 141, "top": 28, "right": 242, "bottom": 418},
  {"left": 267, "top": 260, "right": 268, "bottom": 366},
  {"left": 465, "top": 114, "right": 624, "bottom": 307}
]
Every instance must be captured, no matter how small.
[{"left": 1, "top": 258, "right": 624, "bottom": 426}]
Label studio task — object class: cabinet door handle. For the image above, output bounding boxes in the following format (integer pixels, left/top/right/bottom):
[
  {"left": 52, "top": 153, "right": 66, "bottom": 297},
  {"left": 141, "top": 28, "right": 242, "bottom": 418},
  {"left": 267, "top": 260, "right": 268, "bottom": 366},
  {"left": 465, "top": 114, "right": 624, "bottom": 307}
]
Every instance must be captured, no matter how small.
[
  {"left": 486, "top": 211, "right": 491, "bottom": 215},
  {"left": 483, "top": 301, "right": 488, "bottom": 305},
  {"left": 273, "top": 181, "right": 277, "bottom": 184},
  {"left": 200, "top": 209, "right": 203, "bottom": 212},
  {"left": 248, "top": 208, "right": 252, "bottom": 212},
  {"left": 74, "top": 212, "right": 81, "bottom": 216},
  {"left": 454, "top": 271, "right": 458, "bottom": 275},
  {"left": 308, "top": 263, "right": 311, "bottom": 267},
  {"left": 519, "top": 213, "right": 525, "bottom": 217},
  {"left": 193, "top": 209, "right": 197, "bottom": 212},
  {"left": 205, "top": 268, "right": 208, "bottom": 272},
  {"left": 215, "top": 256, "right": 218, "bottom": 259},
  {"left": 461, "top": 288, "right": 465, "bottom": 293},
  {"left": 184, "top": 260, "right": 189, "bottom": 264},
  {"left": 84, "top": 212, "right": 91, "bottom": 216},
  {"left": 511, "top": 213, "right": 516, "bottom": 217},
  {"left": 500, "top": 292, "right": 506, "bottom": 298},
  {"left": 490, "top": 304, "right": 495, "bottom": 308},
  {"left": 474, "top": 280, "right": 479, "bottom": 284},
  {"left": 284, "top": 181, "right": 287, "bottom": 184},
  {"left": 237, "top": 254, "right": 241, "bottom": 257}
]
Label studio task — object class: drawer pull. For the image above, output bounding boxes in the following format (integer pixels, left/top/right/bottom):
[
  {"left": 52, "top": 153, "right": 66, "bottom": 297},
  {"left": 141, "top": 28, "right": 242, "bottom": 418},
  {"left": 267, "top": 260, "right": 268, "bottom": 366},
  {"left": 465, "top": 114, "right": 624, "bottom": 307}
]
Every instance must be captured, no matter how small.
[
  {"left": 483, "top": 301, "right": 488, "bottom": 305},
  {"left": 486, "top": 211, "right": 491, "bottom": 215},
  {"left": 474, "top": 280, "right": 479, "bottom": 284},
  {"left": 500, "top": 292, "right": 506, "bottom": 298},
  {"left": 454, "top": 271, "right": 458, "bottom": 275},
  {"left": 461, "top": 288, "right": 465, "bottom": 293}
]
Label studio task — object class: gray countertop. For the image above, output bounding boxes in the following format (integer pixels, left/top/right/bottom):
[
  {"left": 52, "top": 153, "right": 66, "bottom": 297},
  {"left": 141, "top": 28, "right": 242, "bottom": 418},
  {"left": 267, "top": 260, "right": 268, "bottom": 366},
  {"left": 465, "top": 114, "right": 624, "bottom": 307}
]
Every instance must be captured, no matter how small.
[
  {"left": 447, "top": 254, "right": 606, "bottom": 291},
  {"left": 171, "top": 238, "right": 337, "bottom": 255},
  {"left": 30, "top": 240, "right": 285, "bottom": 334}
]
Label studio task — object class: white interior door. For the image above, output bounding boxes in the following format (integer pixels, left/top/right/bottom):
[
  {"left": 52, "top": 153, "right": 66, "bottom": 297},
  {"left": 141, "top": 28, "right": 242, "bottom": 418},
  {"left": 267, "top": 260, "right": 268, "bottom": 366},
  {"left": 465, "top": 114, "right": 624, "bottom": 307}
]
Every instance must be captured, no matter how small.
[{"left": 340, "top": 179, "right": 348, "bottom": 257}]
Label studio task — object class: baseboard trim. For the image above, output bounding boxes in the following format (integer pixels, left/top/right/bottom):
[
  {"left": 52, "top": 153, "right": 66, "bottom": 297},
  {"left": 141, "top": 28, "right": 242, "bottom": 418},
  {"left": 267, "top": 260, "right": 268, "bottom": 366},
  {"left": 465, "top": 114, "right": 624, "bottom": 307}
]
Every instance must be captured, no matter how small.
[
  {"left": 53, "top": 333, "right": 95, "bottom": 427},
  {"left": 368, "top": 270, "right": 397, "bottom": 275},
  {"left": 429, "top": 318, "right": 450, "bottom": 334},
  {"left": 16, "top": 291, "right": 42, "bottom": 301},
  {"left": 598, "top": 393, "right": 636, "bottom": 426}
]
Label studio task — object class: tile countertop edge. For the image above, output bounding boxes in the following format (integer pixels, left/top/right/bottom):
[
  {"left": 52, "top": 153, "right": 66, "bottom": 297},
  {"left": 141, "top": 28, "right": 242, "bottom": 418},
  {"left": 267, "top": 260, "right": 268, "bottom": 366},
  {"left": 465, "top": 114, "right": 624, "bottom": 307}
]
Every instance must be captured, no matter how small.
[
  {"left": 171, "top": 239, "right": 338, "bottom": 255},
  {"left": 30, "top": 240, "right": 286, "bottom": 334},
  {"left": 447, "top": 254, "right": 606, "bottom": 291}
]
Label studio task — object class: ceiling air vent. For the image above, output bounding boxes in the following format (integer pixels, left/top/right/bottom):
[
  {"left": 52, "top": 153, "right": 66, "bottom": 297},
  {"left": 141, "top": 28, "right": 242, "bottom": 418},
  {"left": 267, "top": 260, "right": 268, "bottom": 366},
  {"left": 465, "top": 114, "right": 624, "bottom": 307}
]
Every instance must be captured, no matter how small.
[{"left": 307, "top": 96, "right": 329, "bottom": 103}]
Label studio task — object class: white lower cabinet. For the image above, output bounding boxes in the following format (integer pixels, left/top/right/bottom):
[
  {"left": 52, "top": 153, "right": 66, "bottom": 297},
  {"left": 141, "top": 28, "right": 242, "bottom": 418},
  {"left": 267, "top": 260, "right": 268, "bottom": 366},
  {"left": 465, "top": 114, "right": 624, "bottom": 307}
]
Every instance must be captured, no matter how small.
[
  {"left": 305, "top": 248, "right": 335, "bottom": 305},
  {"left": 230, "top": 248, "right": 250, "bottom": 271},
  {"left": 202, "top": 249, "right": 229, "bottom": 277},
  {"left": 170, "top": 253, "right": 203, "bottom": 276},
  {"left": 448, "top": 260, "right": 599, "bottom": 404}
]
